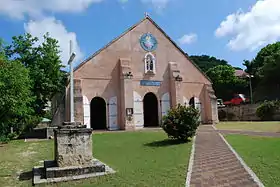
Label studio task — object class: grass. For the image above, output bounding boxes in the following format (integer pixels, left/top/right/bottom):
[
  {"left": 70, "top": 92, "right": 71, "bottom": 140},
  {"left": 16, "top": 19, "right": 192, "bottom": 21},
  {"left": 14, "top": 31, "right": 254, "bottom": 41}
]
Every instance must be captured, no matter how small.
[
  {"left": 215, "top": 121, "right": 280, "bottom": 132},
  {"left": 0, "top": 131, "right": 191, "bottom": 187},
  {"left": 225, "top": 134, "right": 280, "bottom": 187}
]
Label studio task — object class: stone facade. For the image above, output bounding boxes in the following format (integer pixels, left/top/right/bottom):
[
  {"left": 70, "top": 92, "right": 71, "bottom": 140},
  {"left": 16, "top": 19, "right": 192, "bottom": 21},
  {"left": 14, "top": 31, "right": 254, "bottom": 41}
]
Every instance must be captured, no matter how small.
[
  {"left": 218, "top": 104, "right": 280, "bottom": 121},
  {"left": 64, "top": 16, "right": 218, "bottom": 130}
]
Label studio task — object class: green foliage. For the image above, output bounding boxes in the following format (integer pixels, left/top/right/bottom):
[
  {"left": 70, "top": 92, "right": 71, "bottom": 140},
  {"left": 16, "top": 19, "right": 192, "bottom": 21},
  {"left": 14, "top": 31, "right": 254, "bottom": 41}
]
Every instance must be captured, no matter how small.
[
  {"left": 189, "top": 55, "right": 242, "bottom": 73},
  {"left": 189, "top": 55, "right": 229, "bottom": 72},
  {"left": 0, "top": 136, "right": 9, "bottom": 143},
  {"left": 0, "top": 55, "right": 35, "bottom": 140},
  {"left": 256, "top": 100, "right": 280, "bottom": 121},
  {"left": 244, "top": 42, "right": 280, "bottom": 101},
  {"left": 43, "top": 110, "right": 53, "bottom": 120},
  {"left": 255, "top": 51, "right": 280, "bottom": 100},
  {"left": 253, "top": 42, "right": 280, "bottom": 75},
  {"left": 161, "top": 104, "right": 200, "bottom": 142},
  {"left": 5, "top": 33, "right": 67, "bottom": 117},
  {"left": 234, "top": 67, "right": 243, "bottom": 70},
  {"left": 206, "top": 65, "right": 247, "bottom": 100},
  {"left": 0, "top": 33, "right": 67, "bottom": 141},
  {"left": 190, "top": 55, "right": 247, "bottom": 100},
  {"left": 243, "top": 60, "right": 254, "bottom": 75}
]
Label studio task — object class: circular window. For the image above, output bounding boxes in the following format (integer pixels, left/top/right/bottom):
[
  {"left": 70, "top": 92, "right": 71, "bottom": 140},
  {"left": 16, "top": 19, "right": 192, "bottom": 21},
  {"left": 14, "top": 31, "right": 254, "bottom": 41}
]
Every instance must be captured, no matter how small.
[{"left": 140, "top": 33, "right": 158, "bottom": 52}]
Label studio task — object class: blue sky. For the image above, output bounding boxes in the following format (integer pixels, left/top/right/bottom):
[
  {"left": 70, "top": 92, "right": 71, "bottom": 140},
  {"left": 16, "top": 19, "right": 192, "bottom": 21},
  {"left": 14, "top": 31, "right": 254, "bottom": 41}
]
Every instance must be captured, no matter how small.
[{"left": 0, "top": 0, "right": 279, "bottom": 69}]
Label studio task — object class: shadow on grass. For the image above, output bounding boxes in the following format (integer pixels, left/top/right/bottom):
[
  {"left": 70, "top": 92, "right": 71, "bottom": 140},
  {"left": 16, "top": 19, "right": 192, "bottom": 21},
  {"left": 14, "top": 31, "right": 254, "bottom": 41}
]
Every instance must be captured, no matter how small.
[
  {"left": 19, "top": 171, "right": 32, "bottom": 181},
  {"left": 144, "top": 139, "right": 190, "bottom": 147}
]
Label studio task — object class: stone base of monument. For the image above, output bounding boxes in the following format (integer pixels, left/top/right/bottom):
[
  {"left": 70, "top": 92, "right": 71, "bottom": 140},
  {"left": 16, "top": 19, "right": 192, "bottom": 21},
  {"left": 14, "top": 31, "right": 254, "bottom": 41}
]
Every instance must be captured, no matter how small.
[
  {"left": 31, "top": 122, "right": 115, "bottom": 185},
  {"left": 32, "top": 158, "right": 115, "bottom": 185}
]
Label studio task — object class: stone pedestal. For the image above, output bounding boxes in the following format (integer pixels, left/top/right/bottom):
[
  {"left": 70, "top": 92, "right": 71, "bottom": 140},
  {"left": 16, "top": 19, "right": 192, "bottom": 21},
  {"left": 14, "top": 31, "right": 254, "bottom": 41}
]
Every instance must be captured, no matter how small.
[
  {"left": 32, "top": 122, "right": 115, "bottom": 185},
  {"left": 54, "top": 126, "right": 93, "bottom": 167}
]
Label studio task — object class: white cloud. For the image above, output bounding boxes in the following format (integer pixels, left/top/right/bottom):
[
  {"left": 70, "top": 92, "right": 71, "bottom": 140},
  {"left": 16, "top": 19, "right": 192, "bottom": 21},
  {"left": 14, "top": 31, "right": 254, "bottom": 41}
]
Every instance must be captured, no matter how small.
[
  {"left": 0, "top": 0, "right": 103, "bottom": 19},
  {"left": 24, "top": 17, "right": 83, "bottom": 66},
  {"left": 141, "top": 0, "right": 170, "bottom": 10},
  {"left": 178, "top": 33, "right": 197, "bottom": 45},
  {"left": 215, "top": 0, "right": 280, "bottom": 51}
]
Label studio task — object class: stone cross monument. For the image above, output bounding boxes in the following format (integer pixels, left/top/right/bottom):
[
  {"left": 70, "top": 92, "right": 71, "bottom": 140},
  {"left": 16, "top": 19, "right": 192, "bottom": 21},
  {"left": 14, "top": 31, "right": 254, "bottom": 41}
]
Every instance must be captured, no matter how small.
[{"left": 32, "top": 122, "right": 115, "bottom": 185}]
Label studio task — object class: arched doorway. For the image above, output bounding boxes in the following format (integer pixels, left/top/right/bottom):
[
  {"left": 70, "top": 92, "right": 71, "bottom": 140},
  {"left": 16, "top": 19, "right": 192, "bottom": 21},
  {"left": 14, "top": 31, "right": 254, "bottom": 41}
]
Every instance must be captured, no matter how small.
[
  {"left": 90, "top": 97, "right": 107, "bottom": 130},
  {"left": 189, "top": 97, "right": 202, "bottom": 122},
  {"left": 143, "top": 92, "right": 159, "bottom": 127},
  {"left": 189, "top": 97, "right": 195, "bottom": 108}
]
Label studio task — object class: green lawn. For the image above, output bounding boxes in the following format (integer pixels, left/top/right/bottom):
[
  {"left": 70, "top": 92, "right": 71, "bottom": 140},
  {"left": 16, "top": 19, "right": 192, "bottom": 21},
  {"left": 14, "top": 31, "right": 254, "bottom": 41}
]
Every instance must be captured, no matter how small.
[
  {"left": 225, "top": 134, "right": 280, "bottom": 187},
  {"left": 216, "top": 121, "right": 280, "bottom": 132},
  {"left": 0, "top": 131, "right": 191, "bottom": 187}
]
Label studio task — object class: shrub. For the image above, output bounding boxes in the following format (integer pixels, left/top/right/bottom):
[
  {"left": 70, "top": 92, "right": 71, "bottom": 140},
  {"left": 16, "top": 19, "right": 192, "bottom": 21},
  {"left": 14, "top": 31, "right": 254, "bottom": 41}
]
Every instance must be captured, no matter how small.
[
  {"left": 161, "top": 104, "right": 200, "bottom": 142},
  {"left": 218, "top": 109, "right": 227, "bottom": 120},
  {"left": 0, "top": 135, "right": 10, "bottom": 144},
  {"left": 256, "top": 100, "right": 280, "bottom": 120}
]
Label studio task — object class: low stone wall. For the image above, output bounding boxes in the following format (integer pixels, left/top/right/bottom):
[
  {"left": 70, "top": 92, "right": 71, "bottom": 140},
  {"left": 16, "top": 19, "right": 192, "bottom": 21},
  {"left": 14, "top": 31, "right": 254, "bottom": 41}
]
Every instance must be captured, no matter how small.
[
  {"left": 218, "top": 104, "right": 280, "bottom": 121},
  {"left": 18, "top": 127, "right": 57, "bottom": 139}
]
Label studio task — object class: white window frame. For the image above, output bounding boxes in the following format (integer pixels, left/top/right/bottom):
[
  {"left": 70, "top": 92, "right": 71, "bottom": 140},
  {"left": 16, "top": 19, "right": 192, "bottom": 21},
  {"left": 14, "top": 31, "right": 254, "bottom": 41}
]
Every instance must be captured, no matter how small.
[{"left": 144, "top": 53, "right": 156, "bottom": 74}]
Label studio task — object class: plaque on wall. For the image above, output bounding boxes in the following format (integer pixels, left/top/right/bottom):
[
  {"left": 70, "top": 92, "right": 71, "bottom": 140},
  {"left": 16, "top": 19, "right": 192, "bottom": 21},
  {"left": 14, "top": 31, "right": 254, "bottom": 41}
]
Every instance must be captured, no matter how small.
[
  {"left": 140, "top": 80, "right": 161, "bottom": 86},
  {"left": 126, "top": 108, "right": 134, "bottom": 116}
]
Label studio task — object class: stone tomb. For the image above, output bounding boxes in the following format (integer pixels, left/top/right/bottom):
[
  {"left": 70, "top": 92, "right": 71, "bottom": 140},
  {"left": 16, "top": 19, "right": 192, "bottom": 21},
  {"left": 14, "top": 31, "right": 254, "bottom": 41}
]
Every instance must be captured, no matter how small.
[{"left": 32, "top": 122, "right": 115, "bottom": 185}]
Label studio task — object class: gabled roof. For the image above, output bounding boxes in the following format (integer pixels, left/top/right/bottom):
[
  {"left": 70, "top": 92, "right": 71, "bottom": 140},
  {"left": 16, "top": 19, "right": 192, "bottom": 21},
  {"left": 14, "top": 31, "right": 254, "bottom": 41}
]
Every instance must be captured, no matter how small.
[
  {"left": 235, "top": 69, "right": 248, "bottom": 78},
  {"left": 74, "top": 15, "right": 212, "bottom": 84}
]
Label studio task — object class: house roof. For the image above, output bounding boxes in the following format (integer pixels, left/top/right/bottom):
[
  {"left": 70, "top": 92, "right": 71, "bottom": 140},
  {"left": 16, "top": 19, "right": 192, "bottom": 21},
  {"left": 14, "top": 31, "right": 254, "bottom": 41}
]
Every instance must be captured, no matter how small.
[
  {"left": 235, "top": 70, "right": 248, "bottom": 78},
  {"left": 74, "top": 15, "right": 212, "bottom": 84}
]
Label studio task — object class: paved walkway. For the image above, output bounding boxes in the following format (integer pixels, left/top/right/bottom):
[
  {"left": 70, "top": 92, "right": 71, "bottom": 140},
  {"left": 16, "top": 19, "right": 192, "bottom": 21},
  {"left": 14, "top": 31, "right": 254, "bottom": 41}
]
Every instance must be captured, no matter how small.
[{"left": 187, "top": 125, "right": 263, "bottom": 187}]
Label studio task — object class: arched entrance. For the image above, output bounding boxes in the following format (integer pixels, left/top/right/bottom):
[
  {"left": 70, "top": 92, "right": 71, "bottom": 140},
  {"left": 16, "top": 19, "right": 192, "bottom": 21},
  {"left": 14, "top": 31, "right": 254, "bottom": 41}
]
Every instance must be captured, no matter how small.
[
  {"left": 189, "top": 97, "right": 202, "bottom": 122},
  {"left": 143, "top": 92, "right": 159, "bottom": 127},
  {"left": 189, "top": 97, "right": 195, "bottom": 108},
  {"left": 90, "top": 97, "right": 107, "bottom": 130}
]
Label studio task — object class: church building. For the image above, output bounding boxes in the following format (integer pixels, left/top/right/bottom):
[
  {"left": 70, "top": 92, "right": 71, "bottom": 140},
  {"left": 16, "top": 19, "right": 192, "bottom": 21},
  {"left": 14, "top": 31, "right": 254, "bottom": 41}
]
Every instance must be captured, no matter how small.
[{"left": 64, "top": 15, "right": 218, "bottom": 130}]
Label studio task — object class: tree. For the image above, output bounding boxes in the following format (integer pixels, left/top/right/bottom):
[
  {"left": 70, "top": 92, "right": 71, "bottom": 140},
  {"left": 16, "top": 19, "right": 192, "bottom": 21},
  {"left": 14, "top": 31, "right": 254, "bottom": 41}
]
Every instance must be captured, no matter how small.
[
  {"left": 189, "top": 55, "right": 229, "bottom": 72},
  {"left": 243, "top": 60, "right": 253, "bottom": 75},
  {"left": 206, "top": 65, "right": 247, "bottom": 100},
  {"left": 243, "top": 42, "right": 280, "bottom": 101},
  {"left": 189, "top": 55, "right": 247, "bottom": 100},
  {"left": 253, "top": 42, "right": 280, "bottom": 75},
  {"left": 255, "top": 51, "right": 280, "bottom": 100},
  {"left": 0, "top": 50, "right": 34, "bottom": 140},
  {"left": 0, "top": 33, "right": 67, "bottom": 141},
  {"left": 5, "top": 33, "right": 67, "bottom": 117}
]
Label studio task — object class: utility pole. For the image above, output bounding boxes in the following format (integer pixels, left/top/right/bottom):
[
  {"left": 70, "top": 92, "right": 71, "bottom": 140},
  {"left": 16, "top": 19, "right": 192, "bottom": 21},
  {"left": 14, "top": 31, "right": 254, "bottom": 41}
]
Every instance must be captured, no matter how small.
[{"left": 247, "top": 74, "right": 254, "bottom": 104}]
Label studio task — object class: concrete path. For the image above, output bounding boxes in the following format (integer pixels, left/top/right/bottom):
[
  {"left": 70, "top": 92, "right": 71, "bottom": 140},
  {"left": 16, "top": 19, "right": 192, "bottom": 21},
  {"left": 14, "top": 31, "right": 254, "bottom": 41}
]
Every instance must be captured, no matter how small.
[{"left": 186, "top": 125, "right": 264, "bottom": 187}]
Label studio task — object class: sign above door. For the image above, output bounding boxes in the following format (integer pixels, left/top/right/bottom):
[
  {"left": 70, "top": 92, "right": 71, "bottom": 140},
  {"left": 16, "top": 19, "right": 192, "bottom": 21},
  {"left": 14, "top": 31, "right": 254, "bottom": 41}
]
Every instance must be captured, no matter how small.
[{"left": 140, "top": 80, "right": 161, "bottom": 86}]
